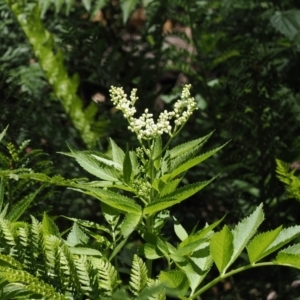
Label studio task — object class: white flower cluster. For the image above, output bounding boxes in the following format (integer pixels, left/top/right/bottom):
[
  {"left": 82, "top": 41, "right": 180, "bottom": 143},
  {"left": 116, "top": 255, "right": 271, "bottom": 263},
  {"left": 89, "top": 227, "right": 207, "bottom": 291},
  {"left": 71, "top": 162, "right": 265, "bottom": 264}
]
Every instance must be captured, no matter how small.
[{"left": 109, "top": 84, "right": 197, "bottom": 140}]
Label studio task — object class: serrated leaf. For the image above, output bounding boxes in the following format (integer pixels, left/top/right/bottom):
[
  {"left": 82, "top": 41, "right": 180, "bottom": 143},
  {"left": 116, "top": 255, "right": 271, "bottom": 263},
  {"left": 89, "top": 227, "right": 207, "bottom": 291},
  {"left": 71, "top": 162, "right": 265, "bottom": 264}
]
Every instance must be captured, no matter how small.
[
  {"left": 66, "top": 222, "right": 89, "bottom": 246},
  {"left": 275, "top": 244, "right": 300, "bottom": 268},
  {"left": 210, "top": 225, "right": 234, "bottom": 274},
  {"left": 228, "top": 203, "right": 264, "bottom": 268},
  {"left": 260, "top": 225, "right": 300, "bottom": 259},
  {"left": 144, "top": 178, "right": 215, "bottom": 215},
  {"left": 173, "top": 216, "right": 188, "bottom": 241},
  {"left": 175, "top": 242, "right": 212, "bottom": 295},
  {"left": 77, "top": 187, "right": 142, "bottom": 214},
  {"left": 121, "top": 212, "right": 142, "bottom": 237},
  {"left": 168, "top": 132, "right": 213, "bottom": 158},
  {"left": 6, "top": 186, "right": 43, "bottom": 222},
  {"left": 159, "top": 179, "right": 181, "bottom": 197},
  {"left": 123, "top": 146, "right": 132, "bottom": 184},
  {"left": 247, "top": 226, "right": 282, "bottom": 263},
  {"left": 42, "top": 212, "right": 60, "bottom": 237},
  {"left": 168, "top": 143, "right": 227, "bottom": 179},
  {"left": 110, "top": 138, "right": 125, "bottom": 167},
  {"left": 120, "top": 0, "right": 139, "bottom": 23},
  {"left": 67, "top": 148, "right": 121, "bottom": 181}
]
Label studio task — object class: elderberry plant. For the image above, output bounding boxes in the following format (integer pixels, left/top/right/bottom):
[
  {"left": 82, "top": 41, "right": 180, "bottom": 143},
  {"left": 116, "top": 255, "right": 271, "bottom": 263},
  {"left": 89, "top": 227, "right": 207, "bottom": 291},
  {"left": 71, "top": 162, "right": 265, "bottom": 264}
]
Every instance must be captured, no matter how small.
[{"left": 1, "top": 85, "right": 300, "bottom": 299}]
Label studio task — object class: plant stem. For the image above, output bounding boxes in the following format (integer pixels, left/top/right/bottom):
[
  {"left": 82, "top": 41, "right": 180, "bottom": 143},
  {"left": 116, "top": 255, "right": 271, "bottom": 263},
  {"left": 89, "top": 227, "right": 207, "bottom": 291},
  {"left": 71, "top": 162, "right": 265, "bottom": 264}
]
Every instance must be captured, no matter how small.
[{"left": 191, "top": 262, "right": 295, "bottom": 299}]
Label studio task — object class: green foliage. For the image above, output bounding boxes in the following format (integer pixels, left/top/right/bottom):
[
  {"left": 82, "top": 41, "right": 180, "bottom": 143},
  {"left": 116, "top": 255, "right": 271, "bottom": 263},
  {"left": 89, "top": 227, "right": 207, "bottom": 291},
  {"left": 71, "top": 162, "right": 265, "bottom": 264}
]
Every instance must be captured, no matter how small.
[{"left": 276, "top": 159, "right": 300, "bottom": 201}]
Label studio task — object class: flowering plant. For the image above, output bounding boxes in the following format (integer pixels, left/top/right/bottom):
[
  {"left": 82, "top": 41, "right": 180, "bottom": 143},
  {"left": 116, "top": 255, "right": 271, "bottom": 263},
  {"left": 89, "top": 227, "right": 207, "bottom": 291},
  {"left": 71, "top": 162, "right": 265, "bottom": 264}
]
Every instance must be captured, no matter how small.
[{"left": 1, "top": 85, "right": 300, "bottom": 299}]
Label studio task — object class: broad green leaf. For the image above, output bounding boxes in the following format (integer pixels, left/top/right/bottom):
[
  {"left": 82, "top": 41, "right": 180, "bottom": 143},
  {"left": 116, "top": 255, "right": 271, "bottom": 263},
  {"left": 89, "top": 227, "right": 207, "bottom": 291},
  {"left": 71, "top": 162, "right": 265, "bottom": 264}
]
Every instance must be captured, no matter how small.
[
  {"left": 169, "top": 143, "right": 227, "bottom": 179},
  {"left": 0, "top": 125, "right": 8, "bottom": 143},
  {"left": 42, "top": 212, "right": 60, "bottom": 237},
  {"left": 173, "top": 216, "right": 188, "bottom": 241},
  {"left": 78, "top": 187, "right": 142, "bottom": 214},
  {"left": 175, "top": 242, "right": 212, "bottom": 295},
  {"left": 82, "top": 0, "right": 92, "bottom": 11},
  {"left": 260, "top": 225, "right": 300, "bottom": 259},
  {"left": 109, "top": 138, "right": 125, "bottom": 167},
  {"left": 228, "top": 203, "right": 264, "bottom": 267},
  {"left": 123, "top": 146, "right": 132, "bottom": 184},
  {"left": 120, "top": 0, "right": 139, "bottom": 23},
  {"left": 271, "top": 10, "right": 300, "bottom": 41},
  {"left": 144, "top": 178, "right": 215, "bottom": 215},
  {"left": 275, "top": 243, "right": 300, "bottom": 268},
  {"left": 247, "top": 226, "right": 282, "bottom": 263},
  {"left": 139, "top": 243, "right": 163, "bottom": 260},
  {"left": 159, "top": 270, "right": 189, "bottom": 298},
  {"left": 152, "top": 136, "right": 162, "bottom": 170},
  {"left": 168, "top": 132, "right": 213, "bottom": 158},
  {"left": 210, "top": 225, "right": 234, "bottom": 274},
  {"left": 92, "top": 153, "right": 122, "bottom": 170},
  {"left": 6, "top": 186, "right": 43, "bottom": 222},
  {"left": 121, "top": 212, "right": 142, "bottom": 237},
  {"left": 66, "top": 222, "right": 89, "bottom": 246}
]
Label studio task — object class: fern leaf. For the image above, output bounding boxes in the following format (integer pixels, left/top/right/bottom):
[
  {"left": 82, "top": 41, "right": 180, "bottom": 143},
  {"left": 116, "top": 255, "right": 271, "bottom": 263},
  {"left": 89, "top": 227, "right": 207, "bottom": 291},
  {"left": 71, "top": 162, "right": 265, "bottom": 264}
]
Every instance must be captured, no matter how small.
[{"left": 129, "top": 255, "right": 148, "bottom": 296}]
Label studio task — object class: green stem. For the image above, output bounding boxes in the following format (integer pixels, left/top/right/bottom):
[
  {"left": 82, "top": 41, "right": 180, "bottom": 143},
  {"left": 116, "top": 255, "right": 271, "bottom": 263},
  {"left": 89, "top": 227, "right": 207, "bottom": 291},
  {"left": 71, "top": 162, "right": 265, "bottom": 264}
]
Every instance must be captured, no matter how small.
[{"left": 191, "top": 262, "right": 296, "bottom": 299}]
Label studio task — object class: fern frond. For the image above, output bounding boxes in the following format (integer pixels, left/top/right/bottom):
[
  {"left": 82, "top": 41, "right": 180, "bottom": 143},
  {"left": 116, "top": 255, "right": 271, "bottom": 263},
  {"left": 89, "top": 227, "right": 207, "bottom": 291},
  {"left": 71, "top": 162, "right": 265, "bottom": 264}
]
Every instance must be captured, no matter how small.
[{"left": 129, "top": 254, "right": 148, "bottom": 296}]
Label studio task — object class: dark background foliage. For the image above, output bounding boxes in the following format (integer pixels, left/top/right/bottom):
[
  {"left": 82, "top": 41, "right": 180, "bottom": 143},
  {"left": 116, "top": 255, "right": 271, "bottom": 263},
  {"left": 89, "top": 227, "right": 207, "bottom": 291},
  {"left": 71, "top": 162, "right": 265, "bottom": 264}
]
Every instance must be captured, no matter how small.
[{"left": 1, "top": 0, "right": 300, "bottom": 298}]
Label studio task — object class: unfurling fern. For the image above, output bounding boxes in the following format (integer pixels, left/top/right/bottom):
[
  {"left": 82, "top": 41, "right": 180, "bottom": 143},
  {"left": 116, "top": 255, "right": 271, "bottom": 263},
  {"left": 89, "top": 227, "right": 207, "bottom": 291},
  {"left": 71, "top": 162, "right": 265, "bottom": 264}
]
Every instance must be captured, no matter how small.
[{"left": 276, "top": 159, "right": 300, "bottom": 201}]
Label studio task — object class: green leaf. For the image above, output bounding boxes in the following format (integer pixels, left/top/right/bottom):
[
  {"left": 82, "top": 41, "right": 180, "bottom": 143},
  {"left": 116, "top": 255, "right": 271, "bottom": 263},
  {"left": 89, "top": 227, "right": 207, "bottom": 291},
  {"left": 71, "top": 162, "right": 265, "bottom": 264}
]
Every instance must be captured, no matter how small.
[
  {"left": 42, "top": 212, "right": 60, "bottom": 237},
  {"left": 121, "top": 212, "right": 142, "bottom": 237},
  {"left": 82, "top": 0, "right": 92, "bottom": 11},
  {"left": 178, "top": 217, "right": 224, "bottom": 255},
  {"left": 66, "top": 148, "right": 121, "bottom": 181},
  {"left": 275, "top": 244, "right": 300, "bottom": 268},
  {"left": 66, "top": 222, "right": 89, "bottom": 246},
  {"left": 247, "top": 226, "right": 282, "bottom": 263},
  {"left": 6, "top": 186, "right": 43, "bottom": 222},
  {"left": 69, "top": 247, "right": 102, "bottom": 256},
  {"left": 0, "top": 126, "right": 8, "bottom": 143},
  {"left": 210, "top": 225, "right": 234, "bottom": 274},
  {"left": 258, "top": 225, "right": 300, "bottom": 260},
  {"left": 159, "top": 270, "right": 189, "bottom": 298},
  {"left": 110, "top": 138, "right": 125, "bottom": 167},
  {"left": 168, "top": 132, "right": 213, "bottom": 158},
  {"left": 120, "top": 0, "right": 139, "bottom": 23},
  {"left": 159, "top": 179, "right": 181, "bottom": 197},
  {"left": 168, "top": 144, "right": 227, "bottom": 179},
  {"left": 173, "top": 216, "right": 188, "bottom": 241},
  {"left": 77, "top": 187, "right": 142, "bottom": 214},
  {"left": 228, "top": 203, "right": 264, "bottom": 268},
  {"left": 123, "top": 146, "right": 132, "bottom": 184},
  {"left": 129, "top": 255, "right": 148, "bottom": 296},
  {"left": 144, "top": 178, "right": 215, "bottom": 215},
  {"left": 271, "top": 10, "right": 300, "bottom": 41},
  {"left": 139, "top": 243, "right": 163, "bottom": 260}
]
